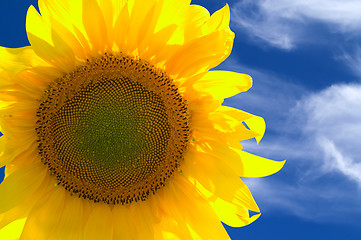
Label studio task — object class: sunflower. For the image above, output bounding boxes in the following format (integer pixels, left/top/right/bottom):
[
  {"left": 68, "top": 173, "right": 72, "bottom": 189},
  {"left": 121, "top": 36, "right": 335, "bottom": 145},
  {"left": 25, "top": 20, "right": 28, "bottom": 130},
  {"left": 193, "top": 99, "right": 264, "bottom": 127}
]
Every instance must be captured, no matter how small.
[{"left": 0, "top": 0, "right": 285, "bottom": 239}]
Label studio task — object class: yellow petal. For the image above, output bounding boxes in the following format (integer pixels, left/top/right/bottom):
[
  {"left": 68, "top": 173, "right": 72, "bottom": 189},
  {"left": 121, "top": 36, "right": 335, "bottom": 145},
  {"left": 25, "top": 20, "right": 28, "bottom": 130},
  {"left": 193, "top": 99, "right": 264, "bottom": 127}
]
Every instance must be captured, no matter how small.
[
  {"left": 0, "top": 140, "right": 37, "bottom": 174},
  {"left": 194, "top": 179, "right": 260, "bottom": 227},
  {"left": 216, "top": 106, "right": 266, "bottom": 143},
  {"left": 141, "top": 24, "right": 178, "bottom": 62},
  {"left": 154, "top": 218, "right": 185, "bottom": 240},
  {"left": 38, "top": 0, "right": 88, "bottom": 54},
  {"left": 137, "top": 1, "right": 168, "bottom": 57},
  {"left": 50, "top": 193, "right": 87, "bottom": 240},
  {"left": 165, "top": 28, "right": 234, "bottom": 78},
  {"left": 84, "top": 204, "right": 113, "bottom": 240},
  {"left": 48, "top": 17, "right": 87, "bottom": 60},
  {"left": 233, "top": 149, "right": 286, "bottom": 177},
  {"left": 211, "top": 197, "right": 260, "bottom": 228},
  {"left": 98, "top": 0, "right": 114, "bottom": 49},
  {"left": 20, "top": 187, "right": 66, "bottom": 240},
  {"left": 202, "top": 4, "right": 230, "bottom": 33},
  {"left": 38, "top": 0, "right": 79, "bottom": 28},
  {"left": 129, "top": 201, "right": 156, "bottom": 240},
  {"left": 0, "top": 47, "right": 47, "bottom": 74},
  {"left": 26, "top": 5, "right": 52, "bottom": 47},
  {"left": 50, "top": 28, "right": 76, "bottom": 65},
  {"left": 154, "top": 0, "right": 191, "bottom": 33},
  {"left": 111, "top": 0, "right": 128, "bottom": 20},
  {"left": 0, "top": 218, "right": 26, "bottom": 240},
  {"left": 232, "top": 180, "right": 260, "bottom": 213},
  {"left": 0, "top": 204, "right": 26, "bottom": 230},
  {"left": 167, "top": 3, "right": 229, "bottom": 46},
  {"left": 191, "top": 71, "right": 252, "bottom": 100},
  {"left": 0, "top": 162, "right": 47, "bottom": 214},
  {"left": 127, "top": 0, "right": 157, "bottom": 53},
  {"left": 113, "top": 206, "right": 135, "bottom": 239},
  {"left": 82, "top": 0, "right": 107, "bottom": 53},
  {"left": 0, "top": 173, "right": 54, "bottom": 233},
  {"left": 3, "top": 70, "right": 50, "bottom": 99},
  {"left": 113, "top": 2, "right": 130, "bottom": 51},
  {"left": 162, "top": 177, "right": 230, "bottom": 240},
  {"left": 26, "top": 6, "right": 55, "bottom": 60},
  {"left": 187, "top": 5, "right": 210, "bottom": 28},
  {"left": 198, "top": 106, "right": 263, "bottom": 147},
  {"left": 183, "top": 143, "right": 241, "bottom": 202},
  {"left": 26, "top": 5, "right": 74, "bottom": 72},
  {"left": 183, "top": 5, "right": 210, "bottom": 41}
]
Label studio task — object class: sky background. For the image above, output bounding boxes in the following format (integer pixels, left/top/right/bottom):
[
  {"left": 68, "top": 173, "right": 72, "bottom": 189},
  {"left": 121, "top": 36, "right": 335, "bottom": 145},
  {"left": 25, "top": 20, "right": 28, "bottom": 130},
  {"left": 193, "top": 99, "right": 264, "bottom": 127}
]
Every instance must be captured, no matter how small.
[{"left": 1, "top": 0, "right": 361, "bottom": 239}]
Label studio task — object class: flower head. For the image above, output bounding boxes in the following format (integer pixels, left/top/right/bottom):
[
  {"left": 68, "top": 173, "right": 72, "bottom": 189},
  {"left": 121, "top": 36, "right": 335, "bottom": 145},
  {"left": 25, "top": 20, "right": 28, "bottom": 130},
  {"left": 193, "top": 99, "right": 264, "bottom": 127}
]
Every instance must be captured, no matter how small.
[{"left": 0, "top": 0, "right": 285, "bottom": 239}]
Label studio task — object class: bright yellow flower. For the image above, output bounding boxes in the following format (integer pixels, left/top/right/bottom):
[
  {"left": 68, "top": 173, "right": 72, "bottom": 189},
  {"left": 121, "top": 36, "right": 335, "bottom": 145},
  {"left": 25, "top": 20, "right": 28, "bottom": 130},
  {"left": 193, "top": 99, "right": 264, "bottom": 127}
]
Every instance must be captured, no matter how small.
[{"left": 0, "top": 0, "right": 285, "bottom": 239}]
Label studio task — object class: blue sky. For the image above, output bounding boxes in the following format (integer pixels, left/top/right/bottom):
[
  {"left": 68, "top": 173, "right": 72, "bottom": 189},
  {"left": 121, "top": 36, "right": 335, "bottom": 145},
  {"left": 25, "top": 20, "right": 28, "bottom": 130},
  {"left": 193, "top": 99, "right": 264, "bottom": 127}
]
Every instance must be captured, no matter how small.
[{"left": 1, "top": 0, "right": 361, "bottom": 239}]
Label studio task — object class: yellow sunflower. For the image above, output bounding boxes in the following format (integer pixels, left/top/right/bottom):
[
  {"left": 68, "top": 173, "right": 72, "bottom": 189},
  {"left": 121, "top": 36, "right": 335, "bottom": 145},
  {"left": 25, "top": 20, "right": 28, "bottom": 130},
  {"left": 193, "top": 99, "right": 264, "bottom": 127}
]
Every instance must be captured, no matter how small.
[{"left": 0, "top": 0, "right": 285, "bottom": 239}]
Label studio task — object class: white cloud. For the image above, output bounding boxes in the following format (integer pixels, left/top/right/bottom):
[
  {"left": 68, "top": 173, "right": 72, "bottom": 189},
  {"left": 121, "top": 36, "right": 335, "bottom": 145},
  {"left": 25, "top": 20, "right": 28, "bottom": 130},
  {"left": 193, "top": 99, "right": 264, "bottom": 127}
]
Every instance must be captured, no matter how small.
[
  {"left": 296, "top": 84, "right": 361, "bottom": 185},
  {"left": 231, "top": 0, "right": 361, "bottom": 49},
  {"left": 230, "top": 0, "right": 300, "bottom": 50},
  {"left": 319, "top": 138, "right": 361, "bottom": 185},
  {"left": 338, "top": 46, "right": 361, "bottom": 77},
  {"left": 243, "top": 176, "right": 361, "bottom": 223}
]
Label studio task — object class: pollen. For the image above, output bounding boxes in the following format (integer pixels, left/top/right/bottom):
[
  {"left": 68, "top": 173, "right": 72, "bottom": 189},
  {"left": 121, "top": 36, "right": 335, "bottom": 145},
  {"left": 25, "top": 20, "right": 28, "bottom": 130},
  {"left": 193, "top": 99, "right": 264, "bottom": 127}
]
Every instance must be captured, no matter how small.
[{"left": 35, "top": 53, "right": 191, "bottom": 204}]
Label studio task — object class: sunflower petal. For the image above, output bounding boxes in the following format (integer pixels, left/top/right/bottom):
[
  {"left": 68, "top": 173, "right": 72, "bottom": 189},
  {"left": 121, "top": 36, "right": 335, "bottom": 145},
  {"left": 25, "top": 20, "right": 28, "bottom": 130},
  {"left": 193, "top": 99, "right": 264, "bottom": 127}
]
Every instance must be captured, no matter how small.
[
  {"left": 113, "top": 2, "right": 130, "bottom": 51},
  {"left": 39, "top": 0, "right": 91, "bottom": 57},
  {"left": 48, "top": 17, "right": 87, "bottom": 60},
  {"left": 84, "top": 204, "right": 113, "bottom": 240},
  {"left": 183, "top": 5, "right": 210, "bottom": 40},
  {"left": 163, "top": 177, "right": 231, "bottom": 240},
  {"left": 192, "top": 71, "right": 252, "bottom": 100},
  {"left": 98, "top": 0, "right": 114, "bottom": 48},
  {"left": 112, "top": 206, "right": 134, "bottom": 239},
  {"left": 183, "top": 143, "right": 241, "bottom": 202},
  {"left": 127, "top": 0, "right": 157, "bottom": 53},
  {"left": 211, "top": 194, "right": 260, "bottom": 227},
  {"left": 0, "top": 218, "right": 26, "bottom": 240},
  {"left": 155, "top": 0, "right": 191, "bottom": 33},
  {"left": 20, "top": 187, "right": 66, "bottom": 240},
  {"left": 26, "top": 5, "right": 75, "bottom": 72},
  {"left": 51, "top": 193, "right": 87, "bottom": 240},
  {"left": 0, "top": 162, "right": 47, "bottom": 214},
  {"left": 202, "top": 4, "right": 230, "bottom": 33},
  {"left": 0, "top": 204, "right": 26, "bottom": 230},
  {"left": 216, "top": 106, "right": 266, "bottom": 143},
  {"left": 166, "top": 28, "right": 234, "bottom": 78},
  {"left": 233, "top": 149, "right": 286, "bottom": 177},
  {"left": 82, "top": 0, "right": 107, "bottom": 53},
  {"left": 194, "top": 177, "right": 260, "bottom": 227},
  {"left": 141, "top": 24, "right": 178, "bottom": 62},
  {"left": 137, "top": 1, "right": 165, "bottom": 56},
  {"left": 0, "top": 47, "right": 47, "bottom": 74},
  {"left": 129, "top": 202, "right": 156, "bottom": 240}
]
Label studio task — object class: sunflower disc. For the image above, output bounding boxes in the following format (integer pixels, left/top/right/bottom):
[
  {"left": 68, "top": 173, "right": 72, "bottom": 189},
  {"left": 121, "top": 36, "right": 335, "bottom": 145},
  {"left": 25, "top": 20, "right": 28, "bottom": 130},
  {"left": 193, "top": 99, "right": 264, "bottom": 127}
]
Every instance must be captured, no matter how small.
[{"left": 36, "top": 53, "right": 191, "bottom": 204}]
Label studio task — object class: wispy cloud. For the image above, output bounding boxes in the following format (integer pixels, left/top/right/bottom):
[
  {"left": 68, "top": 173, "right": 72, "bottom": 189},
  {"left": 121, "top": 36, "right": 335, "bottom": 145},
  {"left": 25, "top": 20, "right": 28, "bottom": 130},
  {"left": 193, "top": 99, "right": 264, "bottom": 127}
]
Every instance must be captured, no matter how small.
[
  {"left": 243, "top": 176, "right": 361, "bottom": 223},
  {"left": 231, "top": 0, "right": 361, "bottom": 49},
  {"left": 337, "top": 46, "right": 361, "bottom": 77},
  {"left": 318, "top": 138, "right": 361, "bottom": 186},
  {"left": 295, "top": 84, "right": 361, "bottom": 185}
]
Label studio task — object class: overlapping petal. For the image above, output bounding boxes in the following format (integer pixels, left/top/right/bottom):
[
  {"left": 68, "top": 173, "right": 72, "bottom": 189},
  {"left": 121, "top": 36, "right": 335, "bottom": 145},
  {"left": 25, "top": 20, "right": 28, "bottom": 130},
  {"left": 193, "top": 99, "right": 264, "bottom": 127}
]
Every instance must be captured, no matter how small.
[{"left": 0, "top": 162, "right": 47, "bottom": 215}]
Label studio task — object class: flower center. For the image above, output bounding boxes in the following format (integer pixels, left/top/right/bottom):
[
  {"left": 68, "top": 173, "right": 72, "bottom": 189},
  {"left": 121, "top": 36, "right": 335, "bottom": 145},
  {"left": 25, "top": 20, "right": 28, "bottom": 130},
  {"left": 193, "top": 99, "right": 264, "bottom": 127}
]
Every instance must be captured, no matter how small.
[{"left": 36, "top": 53, "right": 190, "bottom": 204}]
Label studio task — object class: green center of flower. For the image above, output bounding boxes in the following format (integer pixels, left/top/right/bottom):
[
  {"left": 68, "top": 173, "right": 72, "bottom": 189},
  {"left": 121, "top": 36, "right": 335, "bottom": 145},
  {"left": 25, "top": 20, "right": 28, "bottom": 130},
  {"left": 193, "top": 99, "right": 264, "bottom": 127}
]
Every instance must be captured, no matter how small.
[
  {"left": 53, "top": 77, "right": 170, "bottom": 193},
  {"left": 36, "top": 53, "right": 190, "bottom": 204}
]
